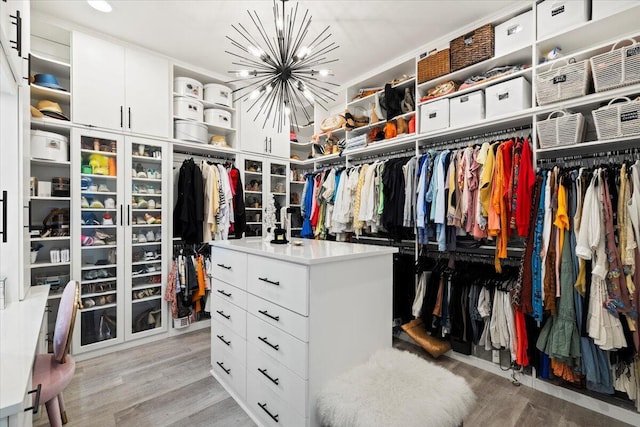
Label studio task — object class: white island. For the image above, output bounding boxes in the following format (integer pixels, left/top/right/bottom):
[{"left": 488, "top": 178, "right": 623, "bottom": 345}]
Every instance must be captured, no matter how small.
[{"left": 209, "top": 238, "right": 397, "bottom": 427}]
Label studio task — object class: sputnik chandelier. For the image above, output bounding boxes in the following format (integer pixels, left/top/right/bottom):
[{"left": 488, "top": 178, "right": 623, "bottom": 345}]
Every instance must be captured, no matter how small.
[{"left": 226, "top": 0, "right": 339, "bottom": 131}]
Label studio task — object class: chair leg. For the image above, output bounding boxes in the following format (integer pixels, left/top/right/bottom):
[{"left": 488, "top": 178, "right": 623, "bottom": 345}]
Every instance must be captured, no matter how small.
[
  {"left": 58, "top": 392, "right": 68, "bottom": 424},
  {"left": 45, "top": 395, "right": 63, "bottom": 427}
]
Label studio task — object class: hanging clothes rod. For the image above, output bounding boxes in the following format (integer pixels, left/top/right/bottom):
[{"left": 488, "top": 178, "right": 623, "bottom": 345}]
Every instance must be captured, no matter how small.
[
  {"left": 419, "top": 125, "right": 532, "bottom": 152},
  {"left": 537, "top": 146, "right": 640, "bottom": 166},
  {"left": 348, "top": 147, "right": 416, "bottom": 165},
  {"left": 173, "top": 149, "right": 236, "bottom": 161}
]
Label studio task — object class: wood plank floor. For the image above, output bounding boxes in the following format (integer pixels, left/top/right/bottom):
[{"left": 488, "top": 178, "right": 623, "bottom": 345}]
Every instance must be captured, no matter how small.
[{"left": 36, "top": 329, "right": 633, "bottom": 427}]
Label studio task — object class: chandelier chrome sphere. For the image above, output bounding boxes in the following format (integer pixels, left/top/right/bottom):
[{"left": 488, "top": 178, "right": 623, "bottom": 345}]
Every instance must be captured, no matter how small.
[{"left": 226, "top": 0, "right": 339, "bottom": 131}]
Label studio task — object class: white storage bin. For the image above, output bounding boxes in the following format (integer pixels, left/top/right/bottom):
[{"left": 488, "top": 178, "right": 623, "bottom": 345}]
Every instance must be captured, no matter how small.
[
  {"left": 537, "top": 0, "right": 590, "bottom": 40},
  {"left": 419, "top": 98, "right": 450, "bottom": 133},
  {"left": 592, "top": 0, "right": 638, "bottom": 20},
  {"left": 590, "top": 39, "right": 640, "bottom": 92},
  {"left": 30, "top": 130, "right": 69, "bottom": 162},
  {"left": 449, "top": 91, "right": 485, "bottom": 128},
  {"left": 174, "top": 119, "right": 208, "bottom": 144},
  {"left": 495, "top": 10, "right": 533, "bottom": 57},
  {"left": 536, "top": 110, "right": 586, "bottom": 148},
  {"left": 204, "top": 83, "right": 233, "bottom": 107},
  {"left": 173, "top": 76, "right": 203, "bottom": 99},
  {"left": 485, "top": 77, "right": 532, "bottom": 118},
  {"left": 173, "top": 96, "right": 203, "bottom": 121},
  {"left": 592, "top": 97, "right": 640, "bottom": 140},
  {"left": 535, "top": 59, "right": 590, "bottom": 105},
  {"left": 204, "top": 108, "right": 232, "bottom": 128}
]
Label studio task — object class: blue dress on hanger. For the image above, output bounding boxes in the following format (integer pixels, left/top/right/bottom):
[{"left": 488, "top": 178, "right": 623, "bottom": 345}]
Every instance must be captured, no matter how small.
[{"left": 301, "top": 174, "right": 314, "bottom": 238}]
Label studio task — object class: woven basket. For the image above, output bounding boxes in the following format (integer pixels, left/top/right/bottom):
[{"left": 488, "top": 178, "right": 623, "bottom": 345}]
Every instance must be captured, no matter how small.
[
  {"left": 535, "top": 59, "right": 590, "bottom": 105},
  {"left": 417, "top": 48, "right": 450, "bottom": 84},
  {"left": 592, "top": 97, "right": 640, "bottom": 140},
  {"left": 536, "top": 110, "right": 586, "bottom": 148},
  {"left": 450, "top": 24, "right": 494, "bottom": 72},
  {"left": 591, "top": 38, "right": 640, "bottom": 93}
]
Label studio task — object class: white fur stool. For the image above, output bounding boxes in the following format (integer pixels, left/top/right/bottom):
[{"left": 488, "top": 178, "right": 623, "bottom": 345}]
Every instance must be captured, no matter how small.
[{"left": 317, "top": 348, "right": 475, "bottom": 427}]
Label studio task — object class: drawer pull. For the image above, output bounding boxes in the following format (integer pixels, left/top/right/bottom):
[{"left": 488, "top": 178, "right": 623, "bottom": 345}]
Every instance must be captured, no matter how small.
[
  {"left": 258, "top": 309, "right": 280, "bottom": 322},
  {"left": 258, "top": 277, "right": 280, "bottom": 286},
  {"left": 258, "top": 336, "right": 280, "bottom": 351},
  {"left": 216, "top": 361, "right": 231, "bottom": 375},
  {"left": 258, "top": 368, "right": 280, "bottom": 385},
  {"left": 217, "top": 263, "right": 232, "bottom": 270},
  {"left": 216, "top": 334, "right": 231, "bottom": 346},
  {"left": 217, "top": 289, "right": 232, "bottom": 297},
  {"left": 258, "top": 402, "right": 279, "bottom": 423},
  {"left": 216, "top": 310, "right": 231, "bottom": 320},
  {"left": 24, "top": 384, "right": 41, "bottom": 414}
]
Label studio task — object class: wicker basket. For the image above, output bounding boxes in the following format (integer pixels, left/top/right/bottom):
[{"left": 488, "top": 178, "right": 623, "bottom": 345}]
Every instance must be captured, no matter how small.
[
  {"left": 536, "top": 111, "right": 586, "bottom": 148},
  {"left": 535, "top": 59, "right": 590, "bottom": 105},
  {"left": 450, "top": 24, "right": 494, "bottom": 72},
  {"left": 591, "top": 38, "right": 640, "bottom": 93},
  {"left": 592, "top": 97, "right": 640, "bottom": 140},
  {"left": 417, "top": 48, "right": 450, "bottom": 84}
]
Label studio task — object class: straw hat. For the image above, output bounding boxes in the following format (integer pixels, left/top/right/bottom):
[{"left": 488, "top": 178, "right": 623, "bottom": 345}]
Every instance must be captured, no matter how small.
[{"left": 35, "top": 100, "right": 69, "bottom": 121}]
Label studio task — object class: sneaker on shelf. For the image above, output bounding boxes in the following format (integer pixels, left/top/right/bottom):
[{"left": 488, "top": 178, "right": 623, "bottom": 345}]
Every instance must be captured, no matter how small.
[
  {"left": 137, "top": 198, "right": 148, "bottom": 209},
  {"left": 144, "top": 213, "right": 157, "bottom": 224},
  {"left": 144, "top": 251, "right": 155, "bottom": 261},
  {"left": 136, "top": 217, "right": 146, "bottom": 225},
  {"left": 94, "top": 230, "right": 111, "bottom": 240},
  {"left": 81, "top": 196, "right": 90, "bottom": 208},
  {"left": 83, "top": 270, "right": 98, "bottom": 280},
  {"left": 132, "top": 234, "right": 139, "bottom": 243},
  {"left": 138, "top": 185, "right": 147, "bottom": 194},
  {"left": 132, "top": 198, "right": 138, "bottom": 208},
  {"left": 148, "top": 199, "right": 156, "bottom": 209},
  {"left": 146, "top": 186, "right": 155, "bottom": 195},
  {"left": 98, "top": 184, "right": 110, "bottom": 192},
  {"left": 88, "top": 184, "right": 98, "bottom": 192},
  {"left": 138, "top": 233, "right": 147, "bottom": 243},
  {"left": 81, "top": 235, "right": 94, "bottom": 246},
  {"left": 153, "top": 216, "right": 161, "bottom": 224},
  {"left": 145, "top": 231, "right": 155, "bottom": 243},
  {"left": 81, "top": 213, "right": 98, "bottom": 225},
  {"left": 153, "top": 251, "right": 161, "bottom": 260},
  {"left": 104, "top": 198, "right": 116, "bottom": 209},
  {"left": 154, "top": 231, "right": 162, "bottom": 242},
  {"left": 80, "top": 177, "right": 92, "bottom": 191},
  {"left": 155, "top": 200, "right": 161, "bottom": 208},
  {"left": 90, "top": 199, "right": 105, "bottom": 208},
  {"left": 102, "top": 212, "right": 114, "bottom": 225},
  {"left": 91, "top": 237, "right": 106, "bottom": 246}
]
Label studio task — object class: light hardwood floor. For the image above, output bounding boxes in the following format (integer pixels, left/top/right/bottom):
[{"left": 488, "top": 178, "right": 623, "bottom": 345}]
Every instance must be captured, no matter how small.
[{"left": 36, "top": 329, "right": 633, "bottom": 427}]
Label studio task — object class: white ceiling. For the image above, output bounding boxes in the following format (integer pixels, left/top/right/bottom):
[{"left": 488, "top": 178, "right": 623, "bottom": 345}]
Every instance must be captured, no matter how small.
[{"left": 31, "top": 0, "right": 521, "bottom": 86}]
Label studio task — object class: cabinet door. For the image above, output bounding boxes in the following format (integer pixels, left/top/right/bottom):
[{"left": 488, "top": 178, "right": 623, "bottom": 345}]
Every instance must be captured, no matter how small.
[
  {"left": 239, "top": 100, "right": 269, "bottom": 155},
  {"left": 125, "top": 49, "right": 170, "bottom": 138},
  {"left": 268, "top": 115, "right": 291, "bottom": 159},
  {"left": 243, "top": 156, "right": 265, "bottom": 237},
  {"left": 125, "top": 136, "right": 167, "bottom": 340},
  {"left": 72, "top": 32, "right": 125, "bottom": 130},
  {"left": 0, "top": 0, "right": 28, "bottom": 84},
  {"left": 267, "top": 159, "right": 289, "bottom": 231}
]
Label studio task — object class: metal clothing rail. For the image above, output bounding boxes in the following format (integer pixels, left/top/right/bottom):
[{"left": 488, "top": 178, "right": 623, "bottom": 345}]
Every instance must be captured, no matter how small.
[
  {"left": 537, "top": 146, "right": 640, "bottom": 167},
  {"left": 173, "top": 149, "right": 236, "bottom": 161},
  {"left": 348, "top": 147, "right": 416, "bottom": 165},
  {"left": 419, "top": 125, "right": 532, "bottom": 152}
]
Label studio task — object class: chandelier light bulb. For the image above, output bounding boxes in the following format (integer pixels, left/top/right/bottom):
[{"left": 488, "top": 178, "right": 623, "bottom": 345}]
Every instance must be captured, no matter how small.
[
  {"left": 238, "top": 70, "right": 250, "bottom": 78},
  {"left": 247, "top": 45, "right": 264, "bottom": 58},
  {"left": 284, "top": 105, "right": 291, "bottom": 116},
  {"left": 250, "top": 89, "right": 260, "bottom": 100},
  {"left": 266, "top": 84, "right": 273, "bottom": 94},
  {"left": 297, "top": 46, "right": 310, "bottom": 60},
  {"left": 319, "top": 69, "right": 330, "bottom": 77}
]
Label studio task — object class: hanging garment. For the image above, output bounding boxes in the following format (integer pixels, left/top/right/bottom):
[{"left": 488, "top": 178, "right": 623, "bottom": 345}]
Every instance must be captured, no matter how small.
[{"left": 173, "top": 159, "right": 205, "bottom": 243}]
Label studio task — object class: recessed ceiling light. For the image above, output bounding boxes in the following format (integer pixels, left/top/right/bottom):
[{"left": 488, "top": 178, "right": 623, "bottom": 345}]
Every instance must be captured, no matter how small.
[{"left": 87, "top": 0, "right": 112, "bottom": 13}]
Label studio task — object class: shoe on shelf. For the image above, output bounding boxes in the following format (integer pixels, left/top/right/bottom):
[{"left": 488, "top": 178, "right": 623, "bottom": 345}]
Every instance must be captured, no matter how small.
[
  {"left": 146, "top": 186, "right": 155, "bottom": 195},
  {"left": 97, "top": 269, "right": 109, "bottom": 278},
  {"left": 102, "top": 213, "right": 114, "bottom": 225},
  {"left": 83, "top": 270, "right": 98, "bottom": 280},
  {"left": 104, "top": 198, "right": 116, "bottom": 209},
  {"left": 80, "top": 177, "right": 92, "bottom": 191},
  {"left": 88, "top": 184, "right": 98, "bottom": 192},
  {"left": 144, "top": 213, "right": 157, "bottom": 224},
  {"left": 145, "top": 231, "right": 155, "bottom": 243},
  {"left": 94, "top": 230, "right": 111, "bottom": 240},
  {"left": 137, "top": 198, "right": 148, "bottom": 209},
  {"left": 81, "top": 213, "right": 100, "bottom": 225},
  {"left": 138, "top": 233, "right": 147, "bottom": 243},
  {"left": 132, "top": 266, "right": 148, "bottom": 276},
  {"left": 155, "top": 231, "right": 162, "bottom": 242},
  {"left": 136, "top": 216, "right": 146, "bottom": 225},
  {"left": 153, "top": 252, "right": 161, "bottom": 260},
  {"left": 132, "top": 198, "right": 138, "bottom": 208},
  {"left": 132, "top": 234, "right": 139, "bottom": 243},
  {"left": 138, "top": 185, "right": 147, "bottom": 194},
  {"left": 105, "top": 294, "right": 115, "bottom": 303},
  {"left": 144, "top": 251, "right": 155, "bottom": 261},
  {"left": 91, "top": 238, "right": 106, "bottom": 246},
  {"left": 90, "top": 199, "right": 105, "bottom": 208},
  {"left": 154, "top": 216, "right": 161, "bottom": 224},
  {"left": 98, "top": 184, "right": 110, "bottom": 192},
  {"left": 155, "top": 200, "right": 161, "bottom": 208},
  {"left": 146, "top": 265, "right": 156, "bottom": 273},
  {"left": 81, "top": 235, "right": 95, "bottom": 246},
  {"left": 82, "top": 298, "right": 96, "bottom": 308},
  {"left": 81, "top": 196, "right": 90, "bottom": 208},
  {"left": 137, "top": 171, "right": 147, "bottom": 178},
  {"left": 148, "top": 199, "right": 156, "bottom": 209}
]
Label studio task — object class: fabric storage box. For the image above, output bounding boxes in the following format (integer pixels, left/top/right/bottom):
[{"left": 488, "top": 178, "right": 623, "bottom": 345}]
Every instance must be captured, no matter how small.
[
  {"left": 174, "top": 96, "right": 203, "bottom": 121},
  {"left": 449, "top": 91, "right": 485, "bottom": 127},
  {"left": 535, "top": 59, "right": 590, "bottom": 105},
  {"left": 204, "top": 108, "right": 232, "bottom": 128},
  {"left": 174, "top": 119, "right": 208, "bottom": 143},
  {"left": 417, "top": 47, "right": 450, "bottom": 84},
  {"left": 495, "top": 10, "right": 533, "bottom": 57},
  {"left": 30, "top": 130, "right": 69, "bottom": 162},
  {"left": 485, "top": 77, "right": 532, "bottom": 118},
  {"left": 536, "top": 110, "right": 586, "bottom": 148},
  {"left": 537, "top": 0, "right": 590, "bottom": 40},
  {"left": 592, "top": 1, "right": 637, "bottom": 20},
  {"left": 590, "top": 39, "right": 640, "bottom": 93},
  {"left": 419, "top": 98, "right": 450, "bottom": 133},
  {"left": 173, "top": 76, "right": 203, "bottom": 99},
  {"left": 592, "top": 97, "right": 640, "bottom": 140},
  {"left": 204, "top": 83, "right": 233, "bottom": 107},
  {"left": 450, "top": 24, "right": 494, "bottom": 72}
]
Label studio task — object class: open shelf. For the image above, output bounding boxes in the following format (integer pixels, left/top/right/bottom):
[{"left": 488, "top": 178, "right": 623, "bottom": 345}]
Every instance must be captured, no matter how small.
[
  {"left": 31, "top": 158, "right": 71, "bottom": 167},
  {"left": 170, "top": 139, "right": 238, "bottom": 157},
  {"left": 536, "top": 135, "right": 640, "bottom": 157},
  {"left": 30, "top": 117, "right": 72, "bottom": 133},
  {"left": 30, "top": 84, "right": 71, "bottom": 103},
  {"left": 172, "top": 116, "right": 236, "bottom": 136}
]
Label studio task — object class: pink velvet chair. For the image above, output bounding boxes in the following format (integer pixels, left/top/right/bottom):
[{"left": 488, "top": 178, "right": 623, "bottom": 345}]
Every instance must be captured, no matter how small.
[{"left": 32, "top": 281, "right": 80, "bottom": 426}]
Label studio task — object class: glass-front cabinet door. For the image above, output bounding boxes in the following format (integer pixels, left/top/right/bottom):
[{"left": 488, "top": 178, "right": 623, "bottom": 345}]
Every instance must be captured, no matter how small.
[
  {"left": 72, "top": 129, "right": 124, "bottom": 352},
  {"left": 244, "top": 157, "right": 264, "bottom": 237},
  {"left": 125, "top": 137, "right": 167, "bottom": 339}
]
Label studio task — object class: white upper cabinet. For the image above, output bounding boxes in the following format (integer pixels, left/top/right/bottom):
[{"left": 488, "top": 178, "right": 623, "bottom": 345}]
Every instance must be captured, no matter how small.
[
  {"left": 0, "top": 0, "right": 29, "bottom": 85},
  {"left": 72, "top": 31, "right": 169, "bottom": 138},
  {"left": 240, "top": 100, "right": 290, "bottom": 159}
]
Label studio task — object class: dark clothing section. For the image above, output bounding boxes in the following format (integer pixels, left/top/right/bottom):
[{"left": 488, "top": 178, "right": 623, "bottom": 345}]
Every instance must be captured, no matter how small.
[{"left": 173, "top": 159, "right": 204, "bottom": 244}]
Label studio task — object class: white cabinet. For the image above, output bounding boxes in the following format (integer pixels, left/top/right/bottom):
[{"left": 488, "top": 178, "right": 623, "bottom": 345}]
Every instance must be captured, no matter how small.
[
  {"left": 72, "top": 32, "right": 169, "bottom": 138},
  {"left": 209, "top": 239, "right": 395, "bottom": 427},
  {"left": 239, "top": 100, "right": 290, "bottom": 158},
  {"left": 0, "top": 0, "right": 29, "bottom": 85},
  {"left": 70, "top": 129, "right": 168, "bottom": 354}
]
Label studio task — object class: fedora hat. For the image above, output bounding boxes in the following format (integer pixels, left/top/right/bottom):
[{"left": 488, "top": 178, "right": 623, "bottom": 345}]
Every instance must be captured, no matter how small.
[
  {"left": 33, "top": 74, "right": 67, "bottom": 91},
  {"left": 30, "top": 105, "right": 44, "bottom": 118},
  {"left": 36, "top": 100, "right": 70, "bottom": 121}
]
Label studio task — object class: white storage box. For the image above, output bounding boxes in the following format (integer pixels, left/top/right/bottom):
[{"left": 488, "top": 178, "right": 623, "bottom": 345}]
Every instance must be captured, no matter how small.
[
  {"left": 592, "top": 97, "right": 640, "bottom": 140},
  {"left": 485, "top": 77, "right": 532, "bottom": 118},
  {"left": 537, "top": 0, "right": 590, "bottom": 40},
  {"left": 536, "top": 110, "right": 586, "bottom": 148},
  {"left": 419, "top": 98, "right": 450, "bottom": 133},
  {"left": 30, "top": 130, "right": 69, "bottom": 162},
  {"left": 449, "top": 91, "right": 485, "bottom": 128},
  {"left": 204, "top": 83, "right": 233, "bottom": 107},
  {"left": 173, "top": 77, "right": 203, "bottom": 99},
  {"left": 204, "top": 108, "right": 232, "bottom": 128},
  {"left": 495, "top": 10, "right": 533, "bottom": 57},
  {"left": 174, "top": 119, "right": 208, "bottom": 144},
  {"left": 174, "top": 96, "right": 203, "bottom": 121},
  {"left": 590, "top": 39, "right": 640, "bottom": 92},
  {"left": 592, "top": 1, "right": 638, "bottom": 20},
  {"left": 535, "top": 59, "right": 590, "bottom": 105}
]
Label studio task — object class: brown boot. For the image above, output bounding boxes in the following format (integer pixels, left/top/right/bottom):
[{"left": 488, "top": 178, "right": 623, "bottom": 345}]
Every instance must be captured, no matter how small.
[{"left": 401, "top": 318, "right": 451, "bottom": 358}]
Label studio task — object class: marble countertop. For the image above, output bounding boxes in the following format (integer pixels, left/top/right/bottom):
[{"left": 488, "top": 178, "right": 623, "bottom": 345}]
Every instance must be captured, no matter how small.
[
  {"left": 0, "top": 285, "right": 49, "bottom": 417},
  {"left": 210, "top": 238, "right": 398, "bottom": 265}
]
